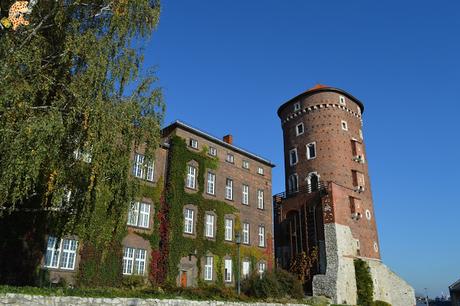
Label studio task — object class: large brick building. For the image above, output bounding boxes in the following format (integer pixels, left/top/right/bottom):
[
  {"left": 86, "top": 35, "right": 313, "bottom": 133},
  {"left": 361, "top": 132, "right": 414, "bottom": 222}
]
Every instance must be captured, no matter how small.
[
  {"left": 42, "top": 120, "right": 274, "bottom": 287},
  {"left": 274, "top": 85, "right": 415, "bottom": 305}
]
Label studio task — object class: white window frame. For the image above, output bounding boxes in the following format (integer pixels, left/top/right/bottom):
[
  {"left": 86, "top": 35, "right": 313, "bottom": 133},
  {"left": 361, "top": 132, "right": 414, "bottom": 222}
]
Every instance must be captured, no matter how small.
[
  {"left": 226, "top": 153, "right": 234, "bottom": 163},
  {"left": 339, "top": 95, "right": 346, "bottom": 106},
  {"left": 242, "top": 260, "right": 250, "bottom": 279},
  {"left": 135, "top": 248, "right": 147, "bottom": 275},
  {"left": 293, "top": 102, "right": 300, "bottom": 111},
  {"left": 44, "top": 236, "right": 78, "bottom": 270},
  {"left": 204, "top": 256, "right": 213, "bottom": 281},
  {"left": 205, "top": 213, "right": 215, "bottom": 238},
  {"left": 224, "top": 259, "right": 232, "bottom": 282},
  {"left": 123, "top": 247, "right": 146, "bottom": 275},
  {"left": 258, "top": 262, "right": 266, "bottom": 275},
  {"left": 225, "top": 218, "right": 233, "bottom": 241},
  {"left": 133, "top": 153, "right": 145, "bottom": 179},
  {"left": 242, "top": 160, "right": 249, "bottom": 169},
  {"left": 306, "top": 142, "right": 317, "bottom": 160},
  {"left": 225, "top": 178, "right": 233, "bottom": 200},
  {"left": 127, "top": 201, "right": 150, "bottom": 228},
  {"left": 189, "top": 138, "right": 198, "bottom": 149},
  {"left": 257, "top": 189, "right": 264, "bottom": 210},
  {"left": 289, "top": 148, "right": 298, "bottom": 166},
  {"left": 207, "top": 172, "right": 216, "bottom": 195},
  {"left": 146, "top": 160, "right": 155, "bottom": 182},
  {"left": 123, "top": 247, "right": 135, "bottom": 275},
  {"left": 288, "top": 173, "right": 299, "bottom": 193},
  {"left": 208, "top": 146, "right": 217, "bottom": 156},
  {"left": 257, "top": 167, "right": 264, "bottom": 175},
  {"left": 258, "top": 226, "right": 265, "bottom": 247},
  {"left": 295, "top": 122, "right": 304, "bottom": 136},
  {"left": 184, "top": 208, "right": 194, "bottom": 234},
  {"left": 242, "top": 223, "right": 250, "bottom": 244},
  {"left": 186, "top": 165, "right": 197, "bottom": 189},
  {"left": 341, "top": 120, "right": 348, "bottom": 131},
  {"left": 242, "top": 184, "right": 249, "bottom": 205}
]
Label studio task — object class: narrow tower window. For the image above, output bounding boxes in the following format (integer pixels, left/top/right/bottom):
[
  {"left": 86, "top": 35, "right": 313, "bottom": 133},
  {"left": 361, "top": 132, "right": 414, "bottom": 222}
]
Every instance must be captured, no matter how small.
[
  {"left": 295, "top": 123, "right": 304, "bottom": 136},
  {"left": 339, "top": 95, "right": 346, "bottom": 106},
  {"left": 306, "top": 142, "right": 316, "bottom": 160},
  {"left": 341, "top": 120, "right": 348, "bottom": 131},
  {"left": 289, "top": 148, "right": 298, "bottom": 166},
  {"left": 293, "top": 102, "right": 300, "bottom": 111},
  {"left": 288, "top": 174, "right": 298, "bottom": 193}
]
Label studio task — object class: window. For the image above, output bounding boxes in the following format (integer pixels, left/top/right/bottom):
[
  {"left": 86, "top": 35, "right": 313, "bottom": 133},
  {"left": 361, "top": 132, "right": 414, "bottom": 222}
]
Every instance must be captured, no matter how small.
[
  {"left": 306, "top": 142, "right": 316, "bottom": 160},
  {"left": 307, "top": 172, "right": 320, "bottom": 192},
  {"left": 189, "top": 138, "right": 198, "bottom": 149},
  {"left": 341, "top": 120, "right": 348, "bottom": 131},
  {"left": 257, "top": 167, "right": 264, "bottom": 175},
  {"left": 258, "top": 226, "right": 265, "bottom": 247},
  {"left": 352, "top": 170, "right": 366, "bottom": 190},
  {"left": 205, "top": 214, "right": 215, "bottom": 238},
  {"left": 242, "top": 223, "right": 250, "bottom": 244},
  {"left": 293, "top": 102, "right": 300, "bottom": 111},
  {"left": 225, "top": 219, "right": 233, "bottom": 241},
  {"left": 242, "top": 160, "right": 249, "bottom": 169},
  {"left": 289, "top": 148, "right": 298, "bottom": 166},
  {"left": 226, "top": 153, "right": 234, "bottom": 164},
  {"left": 44, "top": 236, "right": 78, "bottom": 270},
  {"left": 208, "top": 146, "right": 217, "bottom": 156},
  {"left": 225, "top": 178, "right": 233, "bottom": 200},
  {"left": 123, "top": 247, "right": 146, "bottom": 275},
  {"left": 127, "top": 202, "right": 150, "bottom": 228},
  {"left": 373, "top": 242, "right": 379, "bottom": 253},
  {"left": 242, "top": 261, "right": 250, "bottom": 279},
  {"left": 242, "top": 184, "right": 249, "bottom": 205},
  {"left": 224, "top": 259, "right": 232, "bottom": 282},
  {"left": 207, "top": 172, "right": 216, "bottom": 195},
  {"left": 365, "top": 209, "right": 372, "bottom": 220},
  {"left": 186, "top": 165, "right": 197, "bottom": 189},
  {"left": 184, "top": 208, "right": 194, "bottom": 234},
  {"left": 296, "top": 123, "right": 304, "bottom": 136},
  {"left": 288, "top": 174, "right": 298, "bottom": 193},
  {"left": 132, "top": 153, "right": 154, "bottom": 181},
  {"left": 204, "top": 256, "right": 213, "bottom": 280},
  {"left": 339, "top": 95, "right": 346, "bottom": 106},
  {"left": 359, "top": 129, "right": 363, "bottom": 140},
  {"left": 258, "top": 262, "right": 266, "bottom": 275},
  {"left": 257, "top": 189, "right": 264, "bottom": 209}
]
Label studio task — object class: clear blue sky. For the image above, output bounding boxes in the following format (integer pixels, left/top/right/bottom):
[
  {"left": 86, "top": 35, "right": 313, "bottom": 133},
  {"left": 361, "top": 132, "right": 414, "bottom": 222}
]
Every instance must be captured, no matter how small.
[{"left": 144, "top": 0, "right": 460, "bottom": 298}]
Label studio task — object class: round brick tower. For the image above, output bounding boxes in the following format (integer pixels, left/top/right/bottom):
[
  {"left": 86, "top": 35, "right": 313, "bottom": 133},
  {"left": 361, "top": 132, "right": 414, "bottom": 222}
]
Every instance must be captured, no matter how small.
[{"left": 277, "top": 84, "right": 380, "bottom": 259}]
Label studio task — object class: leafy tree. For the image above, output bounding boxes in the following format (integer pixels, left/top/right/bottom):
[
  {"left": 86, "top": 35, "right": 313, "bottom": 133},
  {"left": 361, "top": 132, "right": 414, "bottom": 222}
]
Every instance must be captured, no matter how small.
[{"left": 0, "top": 0, "right": 164, "bottom": 284}]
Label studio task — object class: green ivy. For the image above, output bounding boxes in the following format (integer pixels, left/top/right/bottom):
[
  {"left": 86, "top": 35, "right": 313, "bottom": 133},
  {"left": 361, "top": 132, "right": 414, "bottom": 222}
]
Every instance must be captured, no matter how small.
[{"left": 354, "top": 258, "right": 374, "bottom": 306}]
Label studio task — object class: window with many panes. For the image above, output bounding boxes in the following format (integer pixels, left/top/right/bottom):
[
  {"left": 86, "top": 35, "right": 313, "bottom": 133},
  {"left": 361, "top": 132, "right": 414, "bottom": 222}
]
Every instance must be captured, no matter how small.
[
  {"left": 242, "top": 160, "right": 249, "bottom": 169},
  {"left": 205, "top": 213, "right": 215, "bottom": 238},
  {"left": 258, "top": 226, "right": 265, "bottom": 247},
  {"left": 226, "top": 153, "right": 234, "bottom": 163},
  {"left": 289, "top": 148, "right": 298, "bottom": 166},
  {"left": 207, "top": 172, "right": 215, "bottom": 195},
  {"left": 242, "top": 184, "right": 249, "bottom": 205},
  {"left": 184, "top": 208, "right": 194, "bottom": 234},
  {"left": 123, "top": 247, "right": 146, "bottom": 275},
  {"left": 204, "top": 256, "right": 213, "bottom": 280},
  {"left": 132, "top": 153, "right": 154, "bottom": 181},
  {"left": 225, "top": 218, "right": 233, "bottom": 241},
  {"left": 224, "top": 259, "right": 232, "bottom": 282},
  {"left": 189, "top": 138, "right": 198, "bottom": 149},
  {"left": 186, "top": 165, "right": 197, "bottom": 189},
  {"left": 44, "top": 236, "right": 78, "bottom": 270},
  {"left": 208, "top": 146, "right": 217, "bottom": 156},
  {"left": 306, "top": 142, "right": 316, "bottom": 160},
  {"left": 258, "top": 262, "right": 266, "bottom": 275},
  {"left": 257, "top": 167, "right": 264, "bottom": 175},
  {"left": 257, "top": 189, "right": 264, "bottom": 209},
  {"left": 242, "top": 223, "right": 250, "bottom": 244},
  {"left": 127, "top": 202, "right": 150, "bottom": 228},
  {"left": 225, "top": 178, "right": 233, "bottom": 200}
]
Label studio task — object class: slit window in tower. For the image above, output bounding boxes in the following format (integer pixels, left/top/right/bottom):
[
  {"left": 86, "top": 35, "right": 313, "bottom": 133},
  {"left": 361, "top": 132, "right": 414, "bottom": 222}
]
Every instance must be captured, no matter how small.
[
  {"left": 341, "top": 120, "right": 348, "bottom": 131},
  {"left": 288, "top": 174, "right": 298, "bottom": 193},
  {"left": 296, "top": 123, "right": 304, "bottom": 136},
  {"left": 294, "top": 102, "right": 300, "bottom": 111},
  {"left": 339, "top": 95, "right": 346, "bottom": 105},
  {"left": 289, "top": 148, "right": 298, "bottom": 166},
  {"left": 306, "top": 142, "right": 316, "bottom": 160}
]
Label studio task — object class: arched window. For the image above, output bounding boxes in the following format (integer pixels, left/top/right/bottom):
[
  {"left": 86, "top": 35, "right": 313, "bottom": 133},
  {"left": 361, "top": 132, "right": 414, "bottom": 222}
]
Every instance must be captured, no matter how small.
[{"left": 306, "top": 172, "right": 320, "bottom": 193}]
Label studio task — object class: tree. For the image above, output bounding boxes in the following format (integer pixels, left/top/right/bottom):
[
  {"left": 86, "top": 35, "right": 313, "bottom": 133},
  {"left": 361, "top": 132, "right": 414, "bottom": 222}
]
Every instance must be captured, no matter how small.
[{"left": 0, "top": 0, "right": 164, "bottom": 284}]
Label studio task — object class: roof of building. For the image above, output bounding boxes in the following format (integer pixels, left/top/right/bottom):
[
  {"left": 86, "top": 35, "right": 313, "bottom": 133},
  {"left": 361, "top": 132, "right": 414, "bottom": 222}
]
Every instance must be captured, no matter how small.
[
  {"left": 450, "top": 279, "right": 460, "bottom": 291},
  {"left": 162, "top": 120, "right": 275, "bottom": 168},
  {"left": 277, "top": 85, "right": 365, "bottom": 117}
]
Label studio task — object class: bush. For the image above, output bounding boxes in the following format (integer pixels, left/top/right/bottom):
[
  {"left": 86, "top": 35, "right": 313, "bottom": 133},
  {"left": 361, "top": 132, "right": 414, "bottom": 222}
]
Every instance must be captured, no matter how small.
[
  {"left": 121, "top": 275, "right": 146, "bottom": 289},
  {"left": 373, "top": 301, "right": 391, "bottom": 306},
  {"left": 241, "top": 268, "right": 303, "bottom": 299},
  {"left": 354, "top": 259, "right": 374, "bottom": 306}
]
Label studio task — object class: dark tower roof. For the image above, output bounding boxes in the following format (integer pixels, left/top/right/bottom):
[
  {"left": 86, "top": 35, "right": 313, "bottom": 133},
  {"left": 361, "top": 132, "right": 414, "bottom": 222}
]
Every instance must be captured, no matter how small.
[{"left": 277, "top": 84, "right": 365, "bottom": 117}]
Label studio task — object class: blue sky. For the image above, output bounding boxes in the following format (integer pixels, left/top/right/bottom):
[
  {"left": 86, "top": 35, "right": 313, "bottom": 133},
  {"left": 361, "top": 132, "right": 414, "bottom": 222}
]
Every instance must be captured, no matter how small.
[{"left": 144, "top": 0, "right": 460, "bottom": 298}]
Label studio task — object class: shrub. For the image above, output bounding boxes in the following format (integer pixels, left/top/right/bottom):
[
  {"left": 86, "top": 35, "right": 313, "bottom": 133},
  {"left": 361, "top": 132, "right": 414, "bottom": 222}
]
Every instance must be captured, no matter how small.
[
  {"left": 354, "top": 259, "right": 374, "bottom": 306},
  {"left": 373, "top": 301, "right": 391, "bottom": 306},
  {"left": 121, "top": 275, "right": 146, "bottom": 289},
  {"left": 241, "top": 268, "right": 303, "bottom": 299}
]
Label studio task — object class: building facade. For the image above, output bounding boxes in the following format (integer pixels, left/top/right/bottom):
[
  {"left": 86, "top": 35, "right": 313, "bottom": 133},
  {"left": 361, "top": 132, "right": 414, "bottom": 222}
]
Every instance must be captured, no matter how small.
[
  {"left": 42, "top": 120, "right": 274, "bottom": 287},
  {"left": 274, "top": 85, "right": 415, "bottom": 305}
]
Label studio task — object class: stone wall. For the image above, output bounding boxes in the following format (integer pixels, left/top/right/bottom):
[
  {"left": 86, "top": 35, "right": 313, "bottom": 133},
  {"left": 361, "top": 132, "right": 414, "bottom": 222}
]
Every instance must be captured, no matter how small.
[
  {"left": 366, "top": 259, "right": 416, "bottom": 306},
  {"left": 0, "top": 294, "right": 310, "bottom": 306}
]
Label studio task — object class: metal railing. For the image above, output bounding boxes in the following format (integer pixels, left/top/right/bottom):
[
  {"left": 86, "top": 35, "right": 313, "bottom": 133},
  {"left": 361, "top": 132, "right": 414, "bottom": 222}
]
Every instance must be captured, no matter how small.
[{"left": 273, "top": 181, "right": 327, "bottom": 202}]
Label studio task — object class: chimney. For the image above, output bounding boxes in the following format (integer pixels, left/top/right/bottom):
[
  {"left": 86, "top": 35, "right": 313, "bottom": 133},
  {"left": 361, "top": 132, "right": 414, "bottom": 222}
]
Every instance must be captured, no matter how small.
[{"left": 223, "top": 134, "right": 233, "bottom": 145}]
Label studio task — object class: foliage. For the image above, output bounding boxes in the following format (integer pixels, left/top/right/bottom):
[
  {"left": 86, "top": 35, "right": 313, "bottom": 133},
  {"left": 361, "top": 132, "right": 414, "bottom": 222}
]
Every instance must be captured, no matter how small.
[
  {"left": 372, "top": 301, "right": 391, "bottom": 306},
  {"left": 354, "top": 259, "right": 374, "bottom": 306},
  {"left": 0, "top": 0, "right": 164, "bottom": 284},
  {"left": 289, "top": 246, "right": 319, "bottom": 284},
  {"left": 241, "top": 268, "right": 304, "bottom": 299}
]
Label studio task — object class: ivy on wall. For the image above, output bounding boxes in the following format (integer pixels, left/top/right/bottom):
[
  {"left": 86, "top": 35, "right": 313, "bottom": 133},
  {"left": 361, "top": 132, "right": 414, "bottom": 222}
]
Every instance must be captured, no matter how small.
[{"left": 354, "top": 258, "right": 374, "bottom": 306}]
